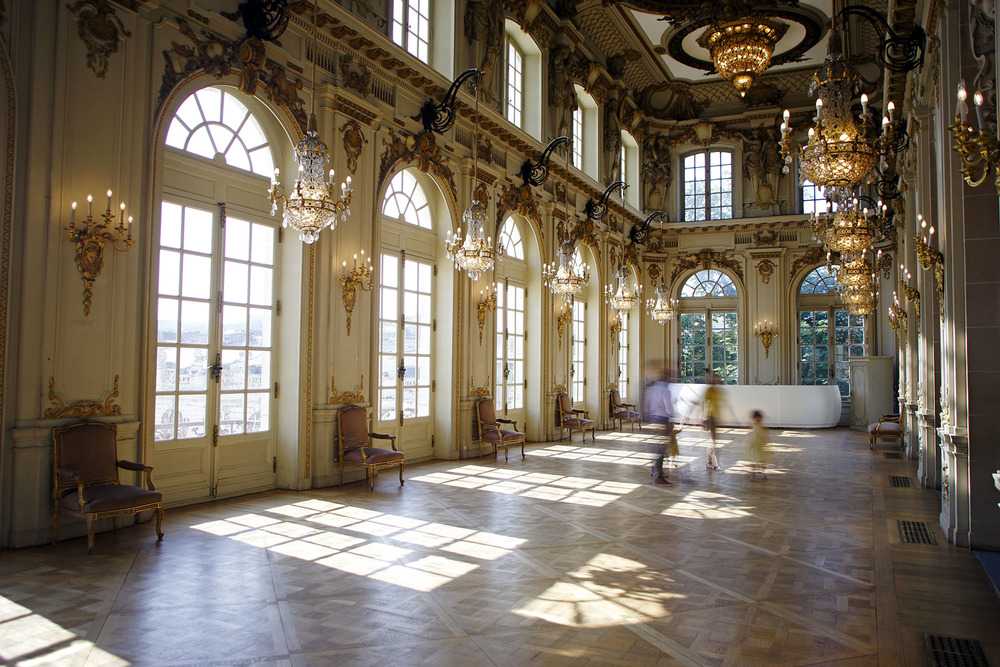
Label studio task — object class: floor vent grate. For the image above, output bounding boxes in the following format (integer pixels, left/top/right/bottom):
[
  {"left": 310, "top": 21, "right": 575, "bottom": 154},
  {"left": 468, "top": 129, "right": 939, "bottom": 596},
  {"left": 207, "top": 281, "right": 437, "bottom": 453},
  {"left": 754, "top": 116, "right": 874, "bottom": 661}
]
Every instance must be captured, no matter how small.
[
  {"left": 923, "top": 634, "right": 989, "bottom": 667},
  {"left": 890, "top": 476, "right": 913, "bottom": 488},
  {"left": 884, "top": 452, "right": 903, "bottom": 459},
  {"left": 898, "top": 520, "right": 938, "bottom": 545}
]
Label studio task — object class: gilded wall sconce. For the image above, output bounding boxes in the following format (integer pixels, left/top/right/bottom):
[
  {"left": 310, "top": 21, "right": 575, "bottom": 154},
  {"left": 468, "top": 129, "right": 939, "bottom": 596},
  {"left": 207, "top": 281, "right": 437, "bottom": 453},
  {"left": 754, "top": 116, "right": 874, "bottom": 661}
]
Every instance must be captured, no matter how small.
[
  {"left": 898, "top": 264, "right": 920, "bottom": 320},
  {"left": 914, "top": 214, "right": 945, "bottom": 317},
  {"left": 557, "top": 305, "right": 573, "bottom": 348},
  {"left": 888, "top": 292, "right": 907, "bottom": 340},
  {"left": 340, "top": 250, "right": 372, "bottom": 335},
  {"left": 950, "top": 83, "right": 1000, "bottom": 193},
  {"left": 476, "top": 286, "right": 497, "bottom": 345},
  {"left": 66, "top": 190, "right": 133, "bottom": 316},
  {"left": 754, "top": 320, "right": 777, "bottom": 358}
]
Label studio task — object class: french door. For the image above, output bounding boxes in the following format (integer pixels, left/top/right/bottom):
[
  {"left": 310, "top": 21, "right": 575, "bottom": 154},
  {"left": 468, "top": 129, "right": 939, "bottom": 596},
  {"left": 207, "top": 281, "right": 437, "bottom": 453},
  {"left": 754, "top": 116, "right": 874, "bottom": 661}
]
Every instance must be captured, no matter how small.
[
  {"left": 495, "top": 280, "right": 525, "bottom": 428},
  {"left": 151, "top": 200, "right": 277, "bottom": 502},
  {"left": 376, "top": 252, "right": 435, "bottom": 460},
  {"left": 679, "top": 310, "right": 738, "bottom": 384}
]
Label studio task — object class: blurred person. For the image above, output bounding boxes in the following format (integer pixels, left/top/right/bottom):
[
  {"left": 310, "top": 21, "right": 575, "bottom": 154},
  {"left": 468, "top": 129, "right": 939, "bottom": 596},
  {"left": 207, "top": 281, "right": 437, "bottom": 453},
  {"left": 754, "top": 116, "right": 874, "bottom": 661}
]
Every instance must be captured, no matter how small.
[
  {"left": 644, "top": 365, "right": 674, "bottom": 485},
  {"left": 702, "top": 371, "right": 724, "bottom": 471},
  {"left": 747, "top": 410, "right": 771, "bottom": 480}
]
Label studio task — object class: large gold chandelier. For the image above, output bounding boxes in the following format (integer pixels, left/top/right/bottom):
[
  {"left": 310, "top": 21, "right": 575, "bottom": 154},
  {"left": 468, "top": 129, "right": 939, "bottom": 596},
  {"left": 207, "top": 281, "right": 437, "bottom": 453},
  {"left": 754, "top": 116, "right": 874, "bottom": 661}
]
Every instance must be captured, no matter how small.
[
  {"left": 780, "top": 29, "right": 876, "bottom": 202},
  {"left": 833, "top": 251, "right": 878, "bottom": 316},
  {"left": 811, "top": 200, "right": 876, "bottom": 261},
  {"left": 605, "top": 264, "right": 642, "bottom": 312},
  {"left": 646, "top": 278, "right": 677, "bottom": 324},
  {"left": 268, "top": 1, "right": 351, "bottom": 244},
  {"left": 544, "top": 240, "right": 590, "bottom": 302},
  {"left": 698, "top": 18, "right": 787, "bottom": 98}
]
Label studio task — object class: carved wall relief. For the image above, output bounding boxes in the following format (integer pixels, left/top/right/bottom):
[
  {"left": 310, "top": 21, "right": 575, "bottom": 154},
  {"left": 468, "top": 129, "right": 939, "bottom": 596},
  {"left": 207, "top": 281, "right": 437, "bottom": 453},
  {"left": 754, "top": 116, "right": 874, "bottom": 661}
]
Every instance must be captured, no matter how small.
[
  {"left": 340, "top": 120, "right": 367, "bottom": 174},
  {"left": 67, "top": 0, "right": 131, "bottom": 79}
]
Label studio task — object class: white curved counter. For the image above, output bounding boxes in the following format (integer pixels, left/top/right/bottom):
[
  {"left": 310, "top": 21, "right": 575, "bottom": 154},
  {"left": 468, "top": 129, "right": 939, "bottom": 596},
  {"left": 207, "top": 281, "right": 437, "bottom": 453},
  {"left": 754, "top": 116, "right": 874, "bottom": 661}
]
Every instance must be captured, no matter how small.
[{"left": 669, "top": 383, "right": 843, "bottom": 429}]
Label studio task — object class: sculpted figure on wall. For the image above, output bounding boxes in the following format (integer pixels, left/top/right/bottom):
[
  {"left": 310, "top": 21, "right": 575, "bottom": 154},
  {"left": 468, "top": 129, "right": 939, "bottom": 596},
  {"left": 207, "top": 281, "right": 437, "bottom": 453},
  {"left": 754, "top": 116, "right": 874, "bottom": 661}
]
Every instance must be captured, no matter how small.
[
  {"left": 549, "top": 43, "right": 578, "bottom": 137},
  {"left": 741, "top": 126, "right": 782, "bottom": 208},
  {"left": 971, "top": 0, "right": 996, "bottom": 131},
  {"left": 464, "top": 0, "right": 503, "bottom": 103},
  {"left": 604, "top": 89, "right": 623, "bottom": 183},
  {"left": 642, "top": 135, "right": 671, "bottom": 211}
]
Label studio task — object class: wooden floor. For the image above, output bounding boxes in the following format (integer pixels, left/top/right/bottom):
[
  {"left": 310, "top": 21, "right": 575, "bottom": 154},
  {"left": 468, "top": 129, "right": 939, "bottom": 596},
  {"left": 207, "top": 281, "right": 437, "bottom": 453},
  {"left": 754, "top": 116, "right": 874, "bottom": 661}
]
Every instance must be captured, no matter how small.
[{"left": 3, "top": 426, "right": 999, "bottom": 666}]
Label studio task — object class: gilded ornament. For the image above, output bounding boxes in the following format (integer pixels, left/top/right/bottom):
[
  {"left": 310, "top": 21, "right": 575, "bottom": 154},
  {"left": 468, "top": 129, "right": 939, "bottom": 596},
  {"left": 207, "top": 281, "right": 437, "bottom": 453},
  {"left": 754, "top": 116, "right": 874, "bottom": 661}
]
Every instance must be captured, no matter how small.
[
  {"left": 378, "top": 129, "right": 457, "bottom": 203},
  {"left": 496, "top": 182, "right": 539, "bottom": 229},
  {"left": 755, "top": 259, "right": 775, "bottom": 285},
  {"left": 340, "top": 251, "right": 372, "bottom": 335},
  {"left": 552, "top": 384, "right": 567, "bottom": 393},
  {"left": 789, "top": 246, "right": 825, "bottom": 279},
  {"left": 340, "top": 120, "right": 368, "bottom": 175},
  {"left": 238, "top": 37, "right": 267, "bottom": 95},
  {"left": 477, "top": 287, "right": 497, "bottom": 346},
  {"left": 469, "top": 377, "right": 491, "bottom": 397},
  {"left": 647, "top": 263, "right": 660, "bottom": 286},
  {"left": 330, "top": 375, "right": 365, "bottom": 404},
  {"left": 556, "top": 306, "right": 572, "bottom": 349},
  {"left": 45, "top": 374, "right": 122, "bottom": 419},
  {"left": 67, "top": 0, "right": 131, "bottom": 79},
  {"left": 671, "top": 249, "right": 743, "bottom": 283}
]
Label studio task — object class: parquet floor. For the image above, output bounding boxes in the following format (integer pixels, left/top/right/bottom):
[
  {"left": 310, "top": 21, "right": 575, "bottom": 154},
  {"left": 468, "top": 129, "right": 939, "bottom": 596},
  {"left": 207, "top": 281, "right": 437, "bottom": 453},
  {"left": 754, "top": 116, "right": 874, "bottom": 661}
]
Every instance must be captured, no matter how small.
[{"left": 2, "top": 426, "right": 999, "bottom": 666}]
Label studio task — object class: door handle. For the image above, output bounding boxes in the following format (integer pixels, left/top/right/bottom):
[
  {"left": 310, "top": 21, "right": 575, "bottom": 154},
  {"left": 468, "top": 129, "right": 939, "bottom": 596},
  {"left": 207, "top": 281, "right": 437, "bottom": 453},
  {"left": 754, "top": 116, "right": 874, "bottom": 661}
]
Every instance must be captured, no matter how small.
[
  {"left": 397, "top": 360, "right": 406, "bottom": 380},
  {"left": 208, "top": 353, "right": 222, "bottom": 382}
]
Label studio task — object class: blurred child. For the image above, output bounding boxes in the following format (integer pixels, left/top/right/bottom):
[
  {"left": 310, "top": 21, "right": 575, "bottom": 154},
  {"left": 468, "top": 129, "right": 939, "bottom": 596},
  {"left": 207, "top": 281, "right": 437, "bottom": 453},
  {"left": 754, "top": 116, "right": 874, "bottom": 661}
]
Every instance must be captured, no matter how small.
[
  {"left": 702, "top": 372, "right": 724, "bottom": 471},
  {"left": 666, "top": 424, "right": 681, "bottom": 468},
  {"left": 747, "top": 410, "right": 771, "bottom": 480}
]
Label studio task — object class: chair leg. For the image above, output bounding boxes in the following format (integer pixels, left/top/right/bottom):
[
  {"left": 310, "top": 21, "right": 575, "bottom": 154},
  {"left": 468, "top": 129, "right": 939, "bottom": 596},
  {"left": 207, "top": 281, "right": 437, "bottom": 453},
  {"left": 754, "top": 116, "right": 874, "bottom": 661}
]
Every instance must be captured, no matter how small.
[
  {"left": 520, "top": 440, "right": 525, "bottom": 458},
  {"left": 399, "top": 463, "right": 405, "bottom": 486},
  {"left": 156, "top": 507, "right": 164, "bottom": 541},
  {"left": 869, "top": 435, "right": 875, "bottom": 449},
  {"left": 86, "top": 517, "right": 95, "bottom": 554},
  {"left": 52, "top": 511, "right": 61, "bottom": 546},
  {"left": 112, "top": 516, "right": 118, "bottom": 533},
  {"left": 504, "top": 444, "right": 509, "bottom": 462}
]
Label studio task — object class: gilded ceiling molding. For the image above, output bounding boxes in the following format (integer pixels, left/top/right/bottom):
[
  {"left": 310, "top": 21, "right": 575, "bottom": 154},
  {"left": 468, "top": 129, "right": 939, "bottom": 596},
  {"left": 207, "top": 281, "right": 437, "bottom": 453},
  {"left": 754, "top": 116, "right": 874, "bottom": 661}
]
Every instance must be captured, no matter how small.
[
  {"left": 44, "top": 375, "right": 122, "bottom": 419},
  {"left": 789, "top": 245, "right": 826, "bottom": 279},
  {"left": 340, "top": 120, "right": 367, "bottom": 174},
  {"left": 158, "top": 19, "right": 307, "bottom": 135},
  {"left": 67, "top": 0, "right": 131, "bottom": 79},
  {"left": 670, "top": 249, "right": 744, "bottom": 283},
  {"left": 378, "top": 129, "right": 457, "bottom": 203},
  {"left": 330, "top": 375, "right": 365, "bottom": 404}
]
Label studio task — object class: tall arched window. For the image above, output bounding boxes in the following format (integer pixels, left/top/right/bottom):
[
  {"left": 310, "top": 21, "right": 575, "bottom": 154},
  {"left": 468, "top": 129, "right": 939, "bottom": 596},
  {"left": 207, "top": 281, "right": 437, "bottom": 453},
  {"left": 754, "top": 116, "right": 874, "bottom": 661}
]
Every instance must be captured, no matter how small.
[
  {"left": 572, "top": 85, "right": 599, "bottom": 179},
  {"left": 377, "top": 170, "right": 438, "bottom": 459},
  {"left": 495, "top": 219, "right": 526, "bottom": 420},
  {"left": 798, "top": 266, "right": 865, "bottom": 395},
  {"left": 151, "top": 86, "right": 279, "bottom": 502},
  {"left": 617, "top": 313, "right": 629, "bottom": 397},
  {"left": 678, "top": 269, "right": 739, "bottom": 384},
  {"left": 683, "top": 150, "right": 733, "bottom": 221}
]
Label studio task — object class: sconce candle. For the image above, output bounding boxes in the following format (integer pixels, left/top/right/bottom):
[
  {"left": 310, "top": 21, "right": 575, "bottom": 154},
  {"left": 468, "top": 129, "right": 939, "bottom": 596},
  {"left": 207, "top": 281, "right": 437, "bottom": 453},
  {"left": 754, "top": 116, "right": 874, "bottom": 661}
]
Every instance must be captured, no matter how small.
[
  {"left": 957, "top": 82, "right": 968, "bottom": 124},
  {"left": 975, "top": 91, "right": 986, "bottom": 129}
]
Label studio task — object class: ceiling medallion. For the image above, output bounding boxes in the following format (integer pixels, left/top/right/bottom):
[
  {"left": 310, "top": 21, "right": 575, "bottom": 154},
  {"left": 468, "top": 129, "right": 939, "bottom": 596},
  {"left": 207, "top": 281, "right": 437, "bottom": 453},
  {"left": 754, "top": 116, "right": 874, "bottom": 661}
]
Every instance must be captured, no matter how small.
[{"left": 697, "top": 18, "right": 787, "bottom": 97}]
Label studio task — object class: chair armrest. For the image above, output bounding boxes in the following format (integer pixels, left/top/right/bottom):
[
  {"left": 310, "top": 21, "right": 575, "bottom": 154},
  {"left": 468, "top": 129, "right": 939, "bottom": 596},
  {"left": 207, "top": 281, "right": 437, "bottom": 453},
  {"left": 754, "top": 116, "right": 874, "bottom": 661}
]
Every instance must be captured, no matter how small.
[
  {"left": 619, "top": 402, "right": 635, "bottom": 408},
  {"left": 370, "top": 432, "right": 399, "bottom": 451},
  {"left": 118, "top": 460, "right": 152, "bottom": 472},
  {"left": 57, "top": 466, "right": 82, "bottom": 485},
  {"left": 497, "top": 418, "right": 518, "bottom": 430},
  {"left": 572, "top": 409, "right": 590, "bottom": 417}
]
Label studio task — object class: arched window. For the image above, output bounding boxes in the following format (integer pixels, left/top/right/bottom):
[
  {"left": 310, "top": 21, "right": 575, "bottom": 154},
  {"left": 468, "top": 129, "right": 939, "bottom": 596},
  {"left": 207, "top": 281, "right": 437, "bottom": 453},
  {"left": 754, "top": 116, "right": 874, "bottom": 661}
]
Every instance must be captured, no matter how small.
[
  {"left": 683, "top": 150, "right": 733, "bottom": 221},
  {"left": 504, "top": 21, "right": 542, "bottom": 139},
  {"left": 392, "top": 0, "right": 430, "bottom": 63},
  {"left": 572, "top": 85, "right": 599, "bottom": 179},
  {"left": 506, "top": 39, "right": 524, "bottom": 127},
  {"left": 681, "top": 269, "right": 737, "bottom": 297},
  {"left": 164, "top": 87, "right": 274, "bottom": 177},
  {"left": 381, "top": 171, "right": 432, "bottom": 229},
  {"left": 498, "top": 218, "right": 523, "bottom": 259},
  {"left": 621, "top": 131, "right": 640, "bottom": 208},
  {"left": 679, "top": 270, "right": 739, "bottom": 384},
  {"left": 797, "top": 266, "right": 865, "bottom": 395},
  {"left": 617, "top": 313, "right": 629, "bottom": 397}
]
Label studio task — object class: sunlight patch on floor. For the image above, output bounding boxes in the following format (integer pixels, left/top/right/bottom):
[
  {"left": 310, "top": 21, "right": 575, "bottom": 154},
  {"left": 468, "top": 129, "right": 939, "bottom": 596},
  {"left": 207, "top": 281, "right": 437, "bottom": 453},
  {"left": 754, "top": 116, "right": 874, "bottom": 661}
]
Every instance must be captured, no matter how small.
[{"left": 0, "top": 597, "right": 127, "bottom": 665}]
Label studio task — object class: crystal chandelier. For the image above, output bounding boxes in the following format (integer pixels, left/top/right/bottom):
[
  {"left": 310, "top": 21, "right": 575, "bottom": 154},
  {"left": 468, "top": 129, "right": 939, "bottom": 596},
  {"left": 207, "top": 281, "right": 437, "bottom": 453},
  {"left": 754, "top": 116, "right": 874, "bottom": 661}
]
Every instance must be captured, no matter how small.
[
  {"left": 812, "top": 199, "right": 876, "bottom": 261},
  {"left": 544, "top": 240, "right": 590, "bottom": 301},
  {"left": 833, "top": 252, "right": 878, "bottom": 316},
  {"left": 268, "top": 1, "right": 351, "bottom": 244},
  {"left": 780, "top": 29, "right": 877, "bottom": 203},
  {"left": 698, "top": 18, "right": 787, "bottom": 98},
  {"left": 605, "top": 264, "right": 642, "bottom": 312},
  {"left": 445, "top": 72, "right": 498, "bottom": 281},
  {"left": 646, "top": 278, "right": 677, "bottom": 324}
]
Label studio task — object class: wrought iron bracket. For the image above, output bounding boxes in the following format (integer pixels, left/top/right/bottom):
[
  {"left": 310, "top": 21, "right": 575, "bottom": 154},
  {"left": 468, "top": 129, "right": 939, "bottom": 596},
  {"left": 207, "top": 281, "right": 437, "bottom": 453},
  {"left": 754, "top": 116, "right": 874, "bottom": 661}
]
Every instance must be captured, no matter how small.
[
  {"left": 840, "top": 5, "right": 925, "bottom": 73},
  {"left": 520, "top": 136, "right": 570, "bottom": 187},
  {"left": 419, "top": 68, "right": 480, "bottom": 134},
  {"left": 584, "top": 181, "right": 627, "bottom": 222},
  {"left": 627, "top": 210, "right": 666, "bottom": 247}
]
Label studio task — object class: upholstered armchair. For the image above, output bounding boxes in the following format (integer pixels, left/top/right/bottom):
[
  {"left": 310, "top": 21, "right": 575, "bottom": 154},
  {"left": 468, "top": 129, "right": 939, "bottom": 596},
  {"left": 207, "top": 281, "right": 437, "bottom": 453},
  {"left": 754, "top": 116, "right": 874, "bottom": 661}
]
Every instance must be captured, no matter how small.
[
  {"left": 609, "top": 389, "right": 641, "bottom": 431},
  {"left": 52, "top": 421, "right": 164, "bottom": 554},
  {"left": 475, "top": 398, "right": 526, "bottom": 461},
  {"left": 869, "top": 413, "right": 903, "bottom": 450},
  {"left": 556, "top": 392, "right": 596, "bottom": 442},
  {"left": 337, "top": 404, "right": 405, "bottom": 491}
]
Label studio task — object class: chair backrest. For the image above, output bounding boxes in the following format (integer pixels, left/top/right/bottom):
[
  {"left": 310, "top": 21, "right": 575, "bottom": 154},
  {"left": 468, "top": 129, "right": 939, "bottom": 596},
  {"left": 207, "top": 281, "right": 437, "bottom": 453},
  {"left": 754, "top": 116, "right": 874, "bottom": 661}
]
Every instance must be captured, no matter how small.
[
  {"left": 53, "top": 421, "right": 120, "bottom": 487},
  {"left": 338, "top": 405, "right": 369, "bottom": 452},
  {"left": 557, "top": 393, "right": 572, "bottom": 421},
  {"left": 609, "top": 388, "right": 622, "bottom": 408},
  {"left": 477, "top": 398, "right": 497, "bottom": 425}
]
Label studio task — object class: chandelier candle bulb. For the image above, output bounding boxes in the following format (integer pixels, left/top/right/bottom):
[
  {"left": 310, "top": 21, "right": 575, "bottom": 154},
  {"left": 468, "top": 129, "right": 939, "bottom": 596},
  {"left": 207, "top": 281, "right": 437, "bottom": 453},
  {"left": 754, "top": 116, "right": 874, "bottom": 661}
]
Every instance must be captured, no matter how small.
[
  {"left": 888, "top": 101, "right": 895, "bottom": 122},
  {"left": 87, "top": 194, "right": 92, "bottom": 217},
  {"left": 70, "top": 201, "right": 76, "bottom": 228},
  {"left": 861, "top": 93, "right": 869, "bottom": 115},
  {"left": 106, "top": 189, "right": 112, "bottom": 211}
]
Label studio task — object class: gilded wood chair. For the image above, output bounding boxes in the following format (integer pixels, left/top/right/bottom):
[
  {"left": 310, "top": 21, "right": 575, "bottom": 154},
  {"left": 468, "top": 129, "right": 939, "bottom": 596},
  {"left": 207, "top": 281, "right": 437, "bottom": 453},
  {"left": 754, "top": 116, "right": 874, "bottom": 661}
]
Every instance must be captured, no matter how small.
[
  {"left": 869, "top": 413, "right": 903, "bottom": 450},
  {"left": 337, "top": 404, "right": 405, "bottom": 491},
  {"left": 609, "top": 389, "right": 641, "bottom": 431},
  {"left": 475, "top": 398, "right": 526, "bottom": 461},
  {"left": 556, "top": 392, "right": 596, "bottom": 442},
  {"left": 52, "top": 421, "right": 164, "bottom": 554}
]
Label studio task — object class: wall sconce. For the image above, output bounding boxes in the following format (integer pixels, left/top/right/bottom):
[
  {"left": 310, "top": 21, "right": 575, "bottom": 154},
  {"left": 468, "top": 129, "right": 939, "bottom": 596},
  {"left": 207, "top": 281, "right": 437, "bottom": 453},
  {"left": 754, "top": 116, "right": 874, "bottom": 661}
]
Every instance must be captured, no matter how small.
[
  {"left": 693, "top": 121, "right": 714, "bottom": 146},
  {"left": 340, "top": 250, "right": 372, "bottom": 335},
  {"left": 476, "top": 286, "right": 497, "bottom": 345},
  {"left": 898, "top": 263, "right": 920, "bottom": 320},
  {"left": 66, "top": 190, "right": 133, "bottom": 316},
  {"left": 914, "top": 213, "right": 945, "bottom": 318},
  {"left": 754, "top": 320, "right": 776, "bottom": 358},
  {"left": 557, "top": 305, "right": 573, "bottom": 349},
  {"left": 888, "top": 291, "right": 907, "bottom": 339},
  {"left": 950, "top": 82, "right": 1000, "bottom": 193}
]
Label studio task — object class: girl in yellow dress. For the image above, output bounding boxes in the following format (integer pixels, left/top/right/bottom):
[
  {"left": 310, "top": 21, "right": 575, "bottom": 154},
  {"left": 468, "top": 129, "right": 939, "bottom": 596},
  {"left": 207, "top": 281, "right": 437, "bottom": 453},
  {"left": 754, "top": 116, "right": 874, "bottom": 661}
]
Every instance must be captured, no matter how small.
[
  {"left": 702, "top": 374, "right": 723, "bottom": 471},
  {"left": 747, "top": 410, "right": 771, "bottom": 480}
]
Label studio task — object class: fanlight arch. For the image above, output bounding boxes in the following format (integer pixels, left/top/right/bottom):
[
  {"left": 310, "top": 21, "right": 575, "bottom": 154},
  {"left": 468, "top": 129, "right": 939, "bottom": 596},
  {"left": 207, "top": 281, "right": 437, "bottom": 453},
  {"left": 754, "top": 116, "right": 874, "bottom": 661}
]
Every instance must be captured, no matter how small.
[
  {"left": 381, "top": 170, "right": 432, "bottom": 229},
  {"left": 498, "top": 218, "right": 524, "bottom": 259},
  {"left": 799, "top": 266, "right": 838, "bottom": 294},
  {"left": 680, "top": 269, "right": 738, "bottom": 297},
  {"left": 164, "top": 87, "right": 274, "bottom": 177}
]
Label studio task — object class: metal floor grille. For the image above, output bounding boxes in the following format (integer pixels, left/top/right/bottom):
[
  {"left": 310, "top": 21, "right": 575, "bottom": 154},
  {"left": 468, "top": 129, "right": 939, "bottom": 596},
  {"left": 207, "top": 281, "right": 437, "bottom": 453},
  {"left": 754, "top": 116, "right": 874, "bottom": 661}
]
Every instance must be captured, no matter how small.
[
  {"left": 898, "top": 520, "right": 937, "bottom": 545},
  {"left": 924, "top": 634, "right": 989, "bottom": 667},
  {"left": 890, "top": 475, "right": 913, "bottom": 487},
  {"left": 884, "top": 452, "right": 903, "bottom": 459}
]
